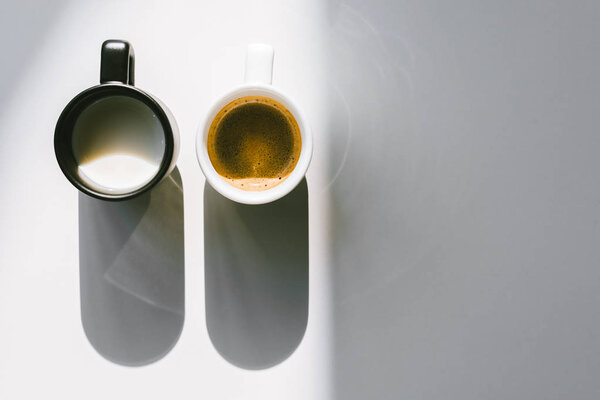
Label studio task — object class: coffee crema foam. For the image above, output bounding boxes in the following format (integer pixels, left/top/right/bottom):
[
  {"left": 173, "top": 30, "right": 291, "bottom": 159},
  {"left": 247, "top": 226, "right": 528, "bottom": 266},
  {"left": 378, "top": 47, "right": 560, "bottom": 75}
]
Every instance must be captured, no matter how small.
[{"left": 207, "top": 96, "right": 301, "bottom": 191}]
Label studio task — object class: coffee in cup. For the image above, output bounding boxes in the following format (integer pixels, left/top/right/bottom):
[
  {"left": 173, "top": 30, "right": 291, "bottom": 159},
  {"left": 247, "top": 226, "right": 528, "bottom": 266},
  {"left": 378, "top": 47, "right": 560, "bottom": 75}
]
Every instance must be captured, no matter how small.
[
  {"left": 196, "top": 44, "right": 312, "bottom": 205},
  {"left": 207, "top": 95, "right": 301, "bottom": 191}
]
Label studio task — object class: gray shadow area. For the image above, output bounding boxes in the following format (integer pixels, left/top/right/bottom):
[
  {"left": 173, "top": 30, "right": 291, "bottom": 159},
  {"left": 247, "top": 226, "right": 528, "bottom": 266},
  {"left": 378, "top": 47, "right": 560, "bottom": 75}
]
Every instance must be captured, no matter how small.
[
  {"left": 79, "top": 168, "right": 184, "bottom": 366},
  {"left": 326, "top": 1, "right": 600, "bottom": 399},
  {"left": 204, "top": 179, "right": 308, "bottom": 370}
]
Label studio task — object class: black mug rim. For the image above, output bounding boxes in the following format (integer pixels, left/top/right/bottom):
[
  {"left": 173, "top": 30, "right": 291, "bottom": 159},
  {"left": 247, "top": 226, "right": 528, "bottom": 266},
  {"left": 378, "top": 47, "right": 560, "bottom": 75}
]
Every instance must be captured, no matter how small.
[{"left": 54, "top": 83, "right": 175, "bottom": 201}]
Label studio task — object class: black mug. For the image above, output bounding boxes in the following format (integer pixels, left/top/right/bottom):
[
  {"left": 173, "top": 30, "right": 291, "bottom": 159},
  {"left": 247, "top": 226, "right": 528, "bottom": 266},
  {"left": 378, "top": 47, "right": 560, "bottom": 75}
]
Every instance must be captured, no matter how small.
[{"left": 54, "top": 39, "right": 179, "bottom": 201}]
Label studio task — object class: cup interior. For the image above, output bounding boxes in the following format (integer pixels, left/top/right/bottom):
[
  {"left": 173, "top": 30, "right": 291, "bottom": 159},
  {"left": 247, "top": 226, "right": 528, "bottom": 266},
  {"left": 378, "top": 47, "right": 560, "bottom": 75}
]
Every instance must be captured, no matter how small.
[
  {"left": 72, "top": 95, "right": 165, "bottom": 193},
  {"left": 197, "top": 85, "right": 312, "bottom": 205},
  {"left": 55, "top": 85, "right": 174, "bottom": 200}
]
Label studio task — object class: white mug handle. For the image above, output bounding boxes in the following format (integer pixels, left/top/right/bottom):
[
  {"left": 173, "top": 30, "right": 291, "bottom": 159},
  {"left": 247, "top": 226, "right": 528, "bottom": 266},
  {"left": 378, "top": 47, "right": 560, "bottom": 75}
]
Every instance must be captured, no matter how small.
[{"left": 244, "top": 44, "right": 274, "bottom": 85}]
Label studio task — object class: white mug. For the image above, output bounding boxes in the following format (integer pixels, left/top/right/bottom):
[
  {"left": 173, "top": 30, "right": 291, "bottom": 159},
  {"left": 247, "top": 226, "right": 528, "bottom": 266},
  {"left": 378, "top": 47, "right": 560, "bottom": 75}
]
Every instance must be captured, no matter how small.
[{"left": 196, "top": 44, "right": 313, "bottom": 205}]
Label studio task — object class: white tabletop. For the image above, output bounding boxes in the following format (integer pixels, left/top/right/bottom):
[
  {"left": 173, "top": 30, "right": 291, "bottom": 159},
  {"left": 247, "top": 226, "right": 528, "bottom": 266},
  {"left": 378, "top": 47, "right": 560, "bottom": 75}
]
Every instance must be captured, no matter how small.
[{"left": 1, "top": 0, "right": 600, "bottom": 399}]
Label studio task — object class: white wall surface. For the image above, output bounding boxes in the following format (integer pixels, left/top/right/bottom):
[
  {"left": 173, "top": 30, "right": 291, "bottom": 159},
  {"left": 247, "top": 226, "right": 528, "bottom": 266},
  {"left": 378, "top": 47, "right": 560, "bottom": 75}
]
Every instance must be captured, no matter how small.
[{"left": 1, "top": 0, "right": 600, "bottom": 399}]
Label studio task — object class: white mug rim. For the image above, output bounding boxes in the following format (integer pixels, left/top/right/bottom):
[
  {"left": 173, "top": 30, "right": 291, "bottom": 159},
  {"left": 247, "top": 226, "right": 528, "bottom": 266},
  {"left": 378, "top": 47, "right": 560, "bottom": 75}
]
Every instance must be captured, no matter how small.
[{"left": 196, "top": 83, "right": 312, "bottom": 205}]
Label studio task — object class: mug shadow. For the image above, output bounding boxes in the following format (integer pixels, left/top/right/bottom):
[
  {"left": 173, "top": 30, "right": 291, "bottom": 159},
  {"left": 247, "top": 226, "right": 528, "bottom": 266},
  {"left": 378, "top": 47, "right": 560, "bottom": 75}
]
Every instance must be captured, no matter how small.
[
  {"left": 204, "top": 179, "right": 309, "bottom": 370},
  {"left": 78, "top": 168, "right": 184, "bottom": 367}
]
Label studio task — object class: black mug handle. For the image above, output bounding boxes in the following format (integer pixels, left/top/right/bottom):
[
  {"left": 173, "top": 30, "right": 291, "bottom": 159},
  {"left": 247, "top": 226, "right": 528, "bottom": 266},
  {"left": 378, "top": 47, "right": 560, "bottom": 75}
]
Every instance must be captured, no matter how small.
[{"left": 100, "top": 39, "right": 135, "bottom": 85}]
